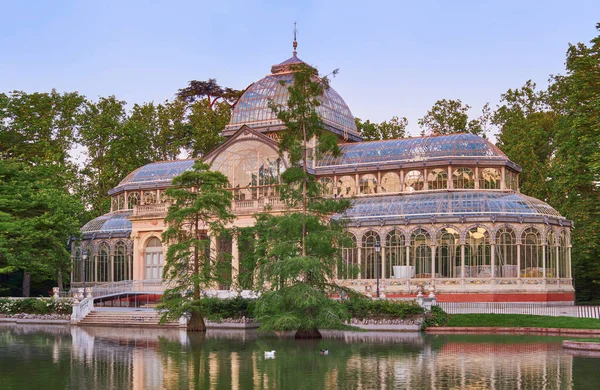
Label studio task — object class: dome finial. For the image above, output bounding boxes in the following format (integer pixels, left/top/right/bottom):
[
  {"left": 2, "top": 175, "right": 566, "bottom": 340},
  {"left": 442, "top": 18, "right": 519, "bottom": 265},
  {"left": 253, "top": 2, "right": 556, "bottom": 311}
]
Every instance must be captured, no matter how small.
[{"left": 293, "top": 21, "right": 298, "bottom": 56}]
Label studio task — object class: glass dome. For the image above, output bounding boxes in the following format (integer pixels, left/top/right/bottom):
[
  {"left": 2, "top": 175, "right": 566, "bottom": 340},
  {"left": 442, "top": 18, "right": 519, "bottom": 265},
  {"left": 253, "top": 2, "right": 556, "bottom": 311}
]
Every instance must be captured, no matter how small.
[
  {"left": 110, "top": 160, "right": 196, "bottom": 194},
  {"left": 225, "top": 56, "right": 360, "bottom": 140},
  {"left": 81, "top": 211, "right": 132, "bottom": 238},
  {"left": 336, "top": 191, "right": 566, "bottom": 223},
  {"left": 318, "top": 134, "right": 509, "bottom": 168}
]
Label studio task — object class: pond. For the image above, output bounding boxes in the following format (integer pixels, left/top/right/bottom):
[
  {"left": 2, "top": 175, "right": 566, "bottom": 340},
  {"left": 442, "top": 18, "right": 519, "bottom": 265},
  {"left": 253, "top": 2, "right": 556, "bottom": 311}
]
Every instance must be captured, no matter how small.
[{"left": 0, "top": 324, "right": 598, "bottom": 389}]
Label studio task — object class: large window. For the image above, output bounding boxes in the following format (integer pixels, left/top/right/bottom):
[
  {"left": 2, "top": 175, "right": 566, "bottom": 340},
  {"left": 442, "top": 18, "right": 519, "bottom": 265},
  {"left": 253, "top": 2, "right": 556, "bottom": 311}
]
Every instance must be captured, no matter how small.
[
  {"left": 209, "top": 140, "right": 283, "bottom": 201},
  {"left": 427, "top": 169, "right": 447, "bottom": 190},
  {"left": 320, "top": 177, "right": 334, "bottom": 197},
  {"left": 558, "top": 231, "right": 569, "bottom": 278},
  {"left": 452, "top": 168, "right": 475, "bottom": 189},
  {"left": 546, "top": 230, "right": 557, "bottom": 278},
  {"left": 464, "top": 227, "right": 491, "bottom": 277},
  {"left": 339, "top": 234, "right": 358, "bottom": 279},
  {"left": 361, "top": 231, "right": 380, "bottom": 279},
  {"left": 411, "top": 229, "right": 431, "bottom": 277},
  {"left": 145, "top": 237, "right": 164, "bottom": 280},
  {"left": 436, "top": 228, "right": 460, "bottom": 278},
  {"left": 337, "top": 176, "right": 355, "bottom": 197},
  {"left": 72, "top": 246, "right": 82, "bottom": 283},
  {"left": 496, "top": 227, "right": 517, "bottom": 277},
  {"left": 385, "top": 230, "right": 405, "bottom": 278},
  {"left": 521, "top": 228, "right": 542, "bottom": 278},
  {"left": 359, "top": 174, "right": 378, "bottom": 195},
  {"left": 479, "top": 168, "right": 501, "bottom": 189},
  {"left": 97, "top": 243, "right": 110, "bottom": 282},
  {"left": 405, "top": 170, "right": 424, "bottom": 192},
  {"left": 113, "top": 242, "right": 131, "bottom": 282},
  {"left": 380, "top": 172, "right": 400, "bottom": 193},
  {"left": 127, "top": 192, "right": 140, "bottom": 209},
  {"left": 84, "top": 246, "right": 94, "bottom": 283}
]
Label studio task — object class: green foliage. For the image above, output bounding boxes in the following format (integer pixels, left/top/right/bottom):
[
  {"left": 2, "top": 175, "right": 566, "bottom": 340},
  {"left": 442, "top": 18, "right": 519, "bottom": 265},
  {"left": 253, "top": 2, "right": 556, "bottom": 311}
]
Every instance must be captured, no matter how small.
[
  {"left": 355, "top": 116, "right": 407, "bottom": 141},
  {"left": 494, "top": 24, "right": 600, "bottom": 301},
  {"left": 0, "top": 298, "right": 72, "bottom": 315},
  {"left": 192, "top": 297, "right": 255, "bottom": 321},
  {"left": 344, "top": 298, "right": 424, "bottom": 320},
  {"left": 421, "top": 305, "right": 449, "bottom": 330},
  {"left": 419, "top": 99, "right": 489, "bottom": 137},
  {"left": 158, "top": 162, "right": 234, "bottom": 327},
  {"left": 444, "top": 314, "right": 600, "bottom": 330},
  {"left": 0, "top": 160, "right": 84, "bottom": 296}
]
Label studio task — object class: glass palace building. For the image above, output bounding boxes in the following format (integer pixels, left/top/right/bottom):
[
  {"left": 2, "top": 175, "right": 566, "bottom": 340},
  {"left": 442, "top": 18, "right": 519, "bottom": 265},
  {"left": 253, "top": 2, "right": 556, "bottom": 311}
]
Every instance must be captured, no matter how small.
[{"left": 71, "top": 48, "right": 574, "bottom": 304}]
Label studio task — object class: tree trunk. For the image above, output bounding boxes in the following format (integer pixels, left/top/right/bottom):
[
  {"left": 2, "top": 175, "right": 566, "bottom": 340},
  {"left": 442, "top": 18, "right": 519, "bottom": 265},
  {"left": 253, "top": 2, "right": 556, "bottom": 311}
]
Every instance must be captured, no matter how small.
[
  {"left": 295, "top": 328, "right": 322, "bottom": 339},
  {"left": 22, "top": 271, "right": 31, "bottom": 297},
  {"left": 187, "top": 311, "right": 207, "bottom": 332},
  {"left": 57, "top": 269, "right": 63, "bottom": 291}
]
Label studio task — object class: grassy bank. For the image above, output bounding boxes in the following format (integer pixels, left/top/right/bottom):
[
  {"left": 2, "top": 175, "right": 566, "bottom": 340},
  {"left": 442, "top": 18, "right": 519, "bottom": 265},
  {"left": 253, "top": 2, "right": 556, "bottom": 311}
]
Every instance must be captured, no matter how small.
[{"left": 445, "top": 314, "right": 600, "bottom": 330}]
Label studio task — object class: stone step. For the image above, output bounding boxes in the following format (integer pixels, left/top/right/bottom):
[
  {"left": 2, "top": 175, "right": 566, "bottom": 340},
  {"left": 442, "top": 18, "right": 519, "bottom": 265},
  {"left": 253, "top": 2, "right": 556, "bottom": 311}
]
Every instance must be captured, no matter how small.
[{"left": 79, "top": 310, "right": 178, "bottom": 328}]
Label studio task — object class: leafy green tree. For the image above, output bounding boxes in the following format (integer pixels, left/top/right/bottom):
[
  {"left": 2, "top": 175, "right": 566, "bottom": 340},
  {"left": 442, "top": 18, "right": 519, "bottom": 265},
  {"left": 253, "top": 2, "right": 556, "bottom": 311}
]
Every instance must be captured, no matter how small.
[
  {"left": 494, "top": 81, "right": 557, "bottom": 201},
  {"left": 0, "top": 160, "right": 83, "bottom": 296},
  {"left": 177, "top": 79, "right": 242, "bottom": 157},
  {"left": 158, "top": 161, "right": 234, "bottom": 331},
  {"left": 547, "top": 24, "right": 600, "bottom": 301},
  {"left": 418, "top": 99, "right": 488, "bottom": 137},
  {"left": 355, "top": 116, "right": 407, "bottom": 141},
  {"left": 251, "top": 64, "right": 355, "bottom": 338}
]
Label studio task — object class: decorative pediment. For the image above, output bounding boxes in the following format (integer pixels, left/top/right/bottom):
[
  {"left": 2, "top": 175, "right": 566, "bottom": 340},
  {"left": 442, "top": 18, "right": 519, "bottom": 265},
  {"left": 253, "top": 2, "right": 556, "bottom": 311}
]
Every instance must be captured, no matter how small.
[{"left": 203, "top": 125, "right": 280, "bottom": 165}]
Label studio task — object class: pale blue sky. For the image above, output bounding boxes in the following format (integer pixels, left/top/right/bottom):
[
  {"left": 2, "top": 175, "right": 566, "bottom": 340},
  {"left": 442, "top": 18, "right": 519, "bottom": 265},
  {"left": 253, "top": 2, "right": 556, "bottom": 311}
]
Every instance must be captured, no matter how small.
[{"left": 1, "top": 0, "right": 599, "bottom": 137}]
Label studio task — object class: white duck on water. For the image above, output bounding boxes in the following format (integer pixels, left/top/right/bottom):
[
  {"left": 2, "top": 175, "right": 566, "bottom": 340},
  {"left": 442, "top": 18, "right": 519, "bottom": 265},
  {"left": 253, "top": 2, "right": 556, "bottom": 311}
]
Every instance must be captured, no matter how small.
[{"left": 264, "top": 350, "right": 276, "bottom": 359}]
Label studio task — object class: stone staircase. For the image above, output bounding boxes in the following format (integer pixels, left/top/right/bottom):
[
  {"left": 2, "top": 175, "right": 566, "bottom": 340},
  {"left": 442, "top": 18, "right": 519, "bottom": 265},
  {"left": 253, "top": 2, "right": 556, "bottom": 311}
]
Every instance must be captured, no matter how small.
[{"left": 78, "top": 309, "right": 180, "bottom": 328}]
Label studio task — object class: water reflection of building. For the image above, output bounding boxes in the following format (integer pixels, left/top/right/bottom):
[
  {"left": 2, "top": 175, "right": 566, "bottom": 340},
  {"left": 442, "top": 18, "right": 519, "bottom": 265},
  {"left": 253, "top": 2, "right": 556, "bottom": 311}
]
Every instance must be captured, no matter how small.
[{"left": 65, "top": 327, "right": 577, "bottom": 389}]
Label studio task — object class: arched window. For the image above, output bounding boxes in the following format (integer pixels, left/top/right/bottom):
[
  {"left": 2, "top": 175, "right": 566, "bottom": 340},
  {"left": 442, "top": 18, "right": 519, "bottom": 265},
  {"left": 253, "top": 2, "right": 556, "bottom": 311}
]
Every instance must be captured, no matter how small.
[
  {"left": 359, "top": 174, "right": 378, "bottom": 195},
  {"left": 380, "top": 172, "right": 400, "bottom": 193},
  {"left": 83, "top": 245, "right": 94, "bottom": 283},
  {"left": 127, "top": 192, "right": 140, "bottom": 209},
  {"left": 361, "top": 231, "right": 380, "bottom": 279},
  {"left": 521, "top": 228, "right": 542, "bottom": 278},
  {"left": 319, "top": 177, "right": 334, "bottom": 197},
  {"left": 209, "top": 140, "right": 284, "bottom": 201},
  {"left": 496, "top": 227, "right": 517, "bottom": 277},
  {"left": 506, "top": 170, "right": 518, "bottom": 190},
  {"left": 117, "top": 193, "right": 125, "bottom": 210},
  {"left": 427, "top": 169, "right": 447, "bottom": 190},
  {"left": 72, "top": 245, "right": 82, "bottom": 283},
  {"left": 113, "top": 242, "right": 130, "bottom": 282},
  {"left": 97, "top": 243, "right": 110, "bottom": 282},
  {"left": 465, "top": 227, "right": 491, "bottom": 277},
  {"left": 111, "top": 197, "right": 119, "bottom": 212},
  {"left": 546, "top": 230, "right": 557, "bottom": 278},
  {"left": 479, "top": 168, "right": 501, "bottom": 189},
  {"left": 339, "top": 234, "right": 358, "bottom": 279},
  {"left": 452, "top": 168, "right": 475, "bottom": 189},
  {"left": 436, "top": 228, "right": 460, "bottom": 278},
  {"left": 411, "top": 229, "right": 431, "bottom": 278},
  {"left": 385, "top": 230, "right": 405, "bottom": 278},
  {"left": 337, "top": 176, "right": 355, "bottom": 197},
  {"left": 558, "top": 231, "right": 569, "bottom": 278},
  {"left": 145, "top": 237, "right": 164, "bottom": 280},
  {"left": 405, "top": 170, "right": 424, "bottom": 192},
  {"left": 144, "top": 191, "right": 157, "bottom": 205}
]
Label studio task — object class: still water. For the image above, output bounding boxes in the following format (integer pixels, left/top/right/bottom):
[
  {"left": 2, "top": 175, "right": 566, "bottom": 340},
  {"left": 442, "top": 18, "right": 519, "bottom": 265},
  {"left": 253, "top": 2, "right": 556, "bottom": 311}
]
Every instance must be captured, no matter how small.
[{"left": 0, "top": 324, "right": 599, "bottom": 389}]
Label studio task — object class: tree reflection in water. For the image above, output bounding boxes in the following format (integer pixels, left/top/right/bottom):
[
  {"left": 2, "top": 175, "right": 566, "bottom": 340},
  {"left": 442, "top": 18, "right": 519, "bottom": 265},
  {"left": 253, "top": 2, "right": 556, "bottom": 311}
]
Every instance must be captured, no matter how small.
[{"left": 0, "top": 324, "right": 597, "bottom": 389}]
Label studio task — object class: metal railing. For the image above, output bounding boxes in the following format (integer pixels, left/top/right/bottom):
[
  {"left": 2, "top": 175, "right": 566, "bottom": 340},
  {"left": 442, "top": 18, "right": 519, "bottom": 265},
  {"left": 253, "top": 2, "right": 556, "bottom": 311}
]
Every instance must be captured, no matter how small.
[{"left": 437, "top": 302, "right": 600, "bottom": 319}]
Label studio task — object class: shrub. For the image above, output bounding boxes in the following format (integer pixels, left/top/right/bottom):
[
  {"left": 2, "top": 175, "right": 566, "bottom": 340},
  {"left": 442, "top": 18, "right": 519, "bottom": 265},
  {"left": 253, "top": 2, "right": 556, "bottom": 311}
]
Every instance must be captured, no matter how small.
[
  {"left": 195, "top": 297, "right": 255, "bottom": 321},
  {"left": 0, "top": 298, "right": 73, "bottom": 315},
  {"left": 421, "top": 305, "right": 449, "bottom": 330}
]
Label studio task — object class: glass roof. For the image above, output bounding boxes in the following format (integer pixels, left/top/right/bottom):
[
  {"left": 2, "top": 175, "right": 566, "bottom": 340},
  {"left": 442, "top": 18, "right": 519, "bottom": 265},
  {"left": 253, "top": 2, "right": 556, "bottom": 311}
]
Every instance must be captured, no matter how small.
[
  {"left": 81, "top": 211, "right": 132, "bottom": 236},
  {"left": 337, "top": 191, "right": 565, "bottom": 222},
  {"left": 225, "top": 72, "right": 359, "bottom": 137},
  {"left": 114, "top": 160, "right": 196, "bottom": 191},
  {"left": 318, "top": 134, "right": 508, "bottom": 168}
]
